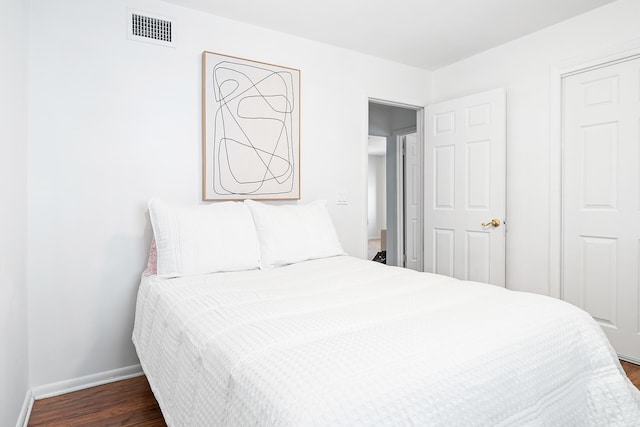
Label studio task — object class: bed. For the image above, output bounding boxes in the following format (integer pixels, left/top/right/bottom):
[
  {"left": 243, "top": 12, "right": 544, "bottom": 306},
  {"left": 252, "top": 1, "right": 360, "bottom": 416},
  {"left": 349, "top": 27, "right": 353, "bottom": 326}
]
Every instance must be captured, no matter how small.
[{"left": 133, "top": 199, "right": 640, "bottom": 426}]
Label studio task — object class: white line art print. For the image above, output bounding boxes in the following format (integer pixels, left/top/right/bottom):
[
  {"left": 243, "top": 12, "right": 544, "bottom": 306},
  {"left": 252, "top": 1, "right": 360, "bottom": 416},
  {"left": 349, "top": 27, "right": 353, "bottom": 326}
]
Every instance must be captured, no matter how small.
[{"left": 203, "top": 52, "right": 300, "bottom": 200}]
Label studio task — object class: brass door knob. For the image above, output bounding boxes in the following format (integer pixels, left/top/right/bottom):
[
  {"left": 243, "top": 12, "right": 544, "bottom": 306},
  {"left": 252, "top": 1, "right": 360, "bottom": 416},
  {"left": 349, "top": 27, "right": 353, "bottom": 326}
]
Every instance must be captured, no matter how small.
[{"left": 481, "top": 219, "right": 501, "bottom": 228}]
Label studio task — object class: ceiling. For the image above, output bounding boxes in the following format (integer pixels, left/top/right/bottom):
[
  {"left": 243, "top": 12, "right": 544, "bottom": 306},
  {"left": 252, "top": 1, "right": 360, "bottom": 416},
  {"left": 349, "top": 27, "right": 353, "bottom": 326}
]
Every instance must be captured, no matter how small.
[{"left": 164, "top": 0, "right": 617, "bottom": 70}]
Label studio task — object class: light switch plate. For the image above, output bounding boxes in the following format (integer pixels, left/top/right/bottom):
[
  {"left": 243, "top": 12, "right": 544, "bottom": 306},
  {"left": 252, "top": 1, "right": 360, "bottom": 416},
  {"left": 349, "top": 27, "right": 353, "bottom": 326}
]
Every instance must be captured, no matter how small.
[{"left": 336, "top": 192, "right": 348, "bottom": 205}]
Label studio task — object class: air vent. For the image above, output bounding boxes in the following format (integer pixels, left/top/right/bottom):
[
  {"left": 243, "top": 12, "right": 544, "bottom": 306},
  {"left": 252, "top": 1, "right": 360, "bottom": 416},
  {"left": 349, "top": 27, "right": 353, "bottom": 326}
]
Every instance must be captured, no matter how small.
[{"left": 127, "top": 9, "right": 175, "bottom": 47}]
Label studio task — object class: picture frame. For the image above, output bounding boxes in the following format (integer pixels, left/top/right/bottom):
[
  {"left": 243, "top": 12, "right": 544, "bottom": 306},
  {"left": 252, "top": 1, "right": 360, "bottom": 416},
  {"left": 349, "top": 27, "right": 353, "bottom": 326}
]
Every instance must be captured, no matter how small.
[{"left": 202, "top": 51, "right": 300, "bottom": 201}]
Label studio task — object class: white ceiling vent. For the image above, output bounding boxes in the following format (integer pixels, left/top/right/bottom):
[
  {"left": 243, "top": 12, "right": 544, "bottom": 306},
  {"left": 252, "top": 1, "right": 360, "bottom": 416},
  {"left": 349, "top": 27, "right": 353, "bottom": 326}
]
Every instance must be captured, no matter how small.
[{"left": 128, "top": 9, "right": 175, "bottom": 47}]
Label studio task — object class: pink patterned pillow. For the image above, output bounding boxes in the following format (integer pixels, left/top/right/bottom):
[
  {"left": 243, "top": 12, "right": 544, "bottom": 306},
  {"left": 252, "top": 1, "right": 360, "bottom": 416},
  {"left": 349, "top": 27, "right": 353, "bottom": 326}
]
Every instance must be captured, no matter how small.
[{"left": 143, "top": 237, "right": 157, "bottom": 276}]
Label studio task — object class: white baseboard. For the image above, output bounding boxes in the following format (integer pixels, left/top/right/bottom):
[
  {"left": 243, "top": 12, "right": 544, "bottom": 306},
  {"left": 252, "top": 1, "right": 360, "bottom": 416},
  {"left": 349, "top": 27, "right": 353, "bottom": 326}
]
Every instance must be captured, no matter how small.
[
  {"left": 31, "top": 364, "right": 143, "bottom": 401},
  {"left": 16, "top": 389, "right": 33, "bottom": 427},
  {"left": 619, "top": 355, "right": 640, "bottom": 366}
]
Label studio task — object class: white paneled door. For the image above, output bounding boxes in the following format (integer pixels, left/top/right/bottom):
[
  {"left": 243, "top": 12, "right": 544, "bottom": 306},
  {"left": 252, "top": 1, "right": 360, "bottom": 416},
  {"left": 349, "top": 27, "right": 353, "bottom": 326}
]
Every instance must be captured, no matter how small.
[
  {"left": 563, "top": 56, "right": 640, "bottom": 362},
  {"left": 425, "top": 89, "right": 506, "bottom": 286},
  {"left": 404, "top": 132, "right": 423, "bottom": 271}
]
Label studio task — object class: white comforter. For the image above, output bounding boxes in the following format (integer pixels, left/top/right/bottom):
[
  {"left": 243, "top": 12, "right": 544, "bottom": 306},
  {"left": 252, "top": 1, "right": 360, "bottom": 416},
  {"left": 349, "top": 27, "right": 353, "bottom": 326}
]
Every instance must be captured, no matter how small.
[{"left": 132, "top": 256, "right": 640, "bottom": 426}]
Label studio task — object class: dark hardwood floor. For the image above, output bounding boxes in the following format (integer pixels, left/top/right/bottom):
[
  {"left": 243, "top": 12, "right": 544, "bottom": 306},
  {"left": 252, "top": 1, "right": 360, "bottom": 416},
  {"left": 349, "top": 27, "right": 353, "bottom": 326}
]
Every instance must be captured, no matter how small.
[
  {"left": 28, "top": 362, "right": 640, "bottom": 426},
  {"left": 28, "top": 375, "right": 165, "bottom": 426},
  {"left": 621, "top": 360, "right": 640, "bottom": 389}
]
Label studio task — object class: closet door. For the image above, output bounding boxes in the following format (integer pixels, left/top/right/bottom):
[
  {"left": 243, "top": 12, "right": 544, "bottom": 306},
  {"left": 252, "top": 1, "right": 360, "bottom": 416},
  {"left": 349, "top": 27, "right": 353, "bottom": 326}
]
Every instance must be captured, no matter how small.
[
  {"left": 563, "top": 56, "right": 640, "bottom": 362},
  {"left": 404, "top": 132, "right": 423, "bottom": 271}
]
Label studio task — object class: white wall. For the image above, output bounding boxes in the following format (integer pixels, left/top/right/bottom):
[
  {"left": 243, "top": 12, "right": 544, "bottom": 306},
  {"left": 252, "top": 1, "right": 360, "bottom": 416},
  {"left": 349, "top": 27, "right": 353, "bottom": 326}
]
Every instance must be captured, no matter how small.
[
  {"left": 0, "top": 0, "right": 30, "bottom": 424},
  {"left": 27, "top": 0, "right": 431, "bottom": 387},
  {"left": 367, "top": 156, "right": 378, "bottom": 238},
  {"left": 367, "top": 154, "right": 386, "bottom": 239},
  {"left": 432, "top": 0, "right": 640, "bottom": 295}
]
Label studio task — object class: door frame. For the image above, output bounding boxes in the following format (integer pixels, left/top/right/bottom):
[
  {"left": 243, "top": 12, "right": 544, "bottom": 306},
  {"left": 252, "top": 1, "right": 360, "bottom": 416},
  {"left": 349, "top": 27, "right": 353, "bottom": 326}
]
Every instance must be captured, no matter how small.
[
  {"left": 366, "top": 98, "right": 425, "bottom": 268},
  {"left": 550, "top": 39, "right": 640, "bottom": 300}
]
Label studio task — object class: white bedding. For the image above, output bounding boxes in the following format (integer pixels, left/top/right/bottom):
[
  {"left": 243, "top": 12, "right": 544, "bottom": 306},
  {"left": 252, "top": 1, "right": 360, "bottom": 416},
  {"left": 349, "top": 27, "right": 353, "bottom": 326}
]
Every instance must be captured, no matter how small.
[{"left": 132, "top": 256, "right": 640, "bottom": 426}]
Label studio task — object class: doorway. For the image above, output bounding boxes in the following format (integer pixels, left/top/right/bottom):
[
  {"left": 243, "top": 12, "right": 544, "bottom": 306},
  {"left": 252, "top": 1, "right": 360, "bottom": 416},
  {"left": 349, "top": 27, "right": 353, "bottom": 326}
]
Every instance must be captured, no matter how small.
[{"left": 367, "top": 100, "right": 424, "bottom": 270}]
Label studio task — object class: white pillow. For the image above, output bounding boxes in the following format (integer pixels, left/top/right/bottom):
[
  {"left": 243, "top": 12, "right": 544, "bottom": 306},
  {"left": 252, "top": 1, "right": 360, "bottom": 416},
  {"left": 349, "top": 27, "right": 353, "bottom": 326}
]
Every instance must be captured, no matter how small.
[
  {"left": 245, "top": 200, "right": 345, "bottom": 268},
  {"left": 148, "top": 199, "right": 261, "bottom": 277}
]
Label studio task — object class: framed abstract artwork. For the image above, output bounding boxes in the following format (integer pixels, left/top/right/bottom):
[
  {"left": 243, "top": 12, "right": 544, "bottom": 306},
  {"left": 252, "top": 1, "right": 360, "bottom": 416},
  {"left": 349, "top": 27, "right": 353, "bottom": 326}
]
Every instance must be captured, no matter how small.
[{"left": 202, "top": 51, "right": 300, "bottom": 201}]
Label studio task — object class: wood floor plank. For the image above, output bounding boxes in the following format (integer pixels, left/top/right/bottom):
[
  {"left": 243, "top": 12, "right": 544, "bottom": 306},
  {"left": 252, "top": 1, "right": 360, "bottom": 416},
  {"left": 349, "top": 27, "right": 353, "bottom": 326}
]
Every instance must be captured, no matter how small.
[
  {"left": 621, "top": 360, "right": 640, "bottom": 389},
  {"left": 28, "top": 375, "right": 165, "bottom": 426},
  {"left": 28, "top": 363, "right": 640, "bottom": 426}
]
